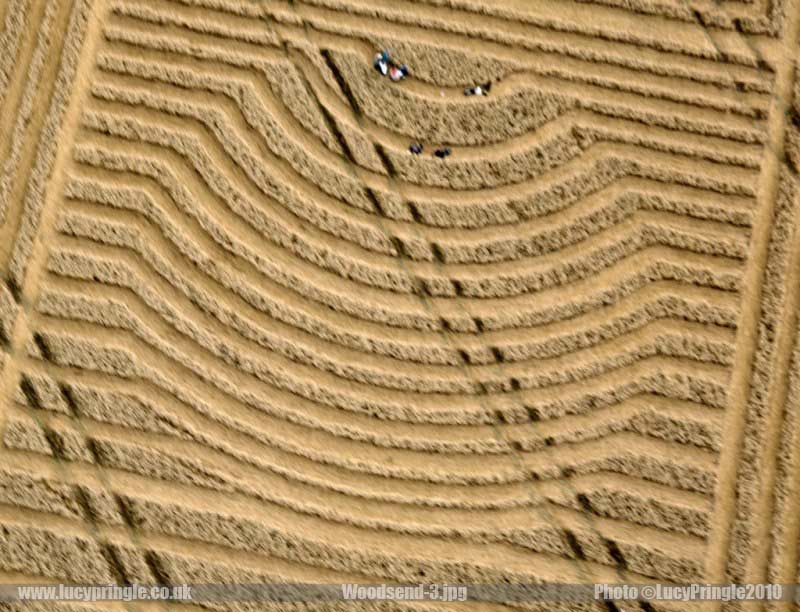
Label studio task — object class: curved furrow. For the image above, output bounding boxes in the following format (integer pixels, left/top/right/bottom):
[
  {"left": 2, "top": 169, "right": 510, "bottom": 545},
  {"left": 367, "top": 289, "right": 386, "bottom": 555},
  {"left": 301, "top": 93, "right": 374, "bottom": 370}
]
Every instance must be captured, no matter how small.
[
  {"left": 70, "top": 157, "right": 750, "bottom": 271},
  {"left": 0, "top": 475, "right": 655, "bottom": 585},
  {"left": 91, "top": 49, "right": 760, "bottom": 228},
  {"left": 72, "top": 123, "right": 738, "bottom": 328},
  {"left": 41, "top": 229, "right": 736, "bottom": 400},
  {"left": 375, "top": 147, "right": 755, "bottom": 225},
  {"left": 41, "top": 239, "right": 733, "bottom": 405},
  {"left": 1, "top": 413, "right": 713, "bottom": 545},
  {"left": 399, "top": 170, "right": 753, "bottom": 231},
  {"left": 94, "top": 42, "right": 763, "bottom": 195},
  {"left": 117, "top": 0, "right": 770, "bottom": 93},
  {"left": 16, "top": 360, "right": 717, "bottom": 517},
  {"left": 22, "top": 409, "right": 714, "bottom": 533},
  {"left": 81, "top": 79, "right": 755, "bottom": 262},
  {"left": 70, "top": 139, "right": 741, "bottom": 335},
  {"left": 289, "top": 46, "right": 764, "bottom": 171},
  {"left": 14, "top": 322, "right": 721, "bottom": 497},
  {"left": 10, "top": 406, "right": 708, "bottom": 575},
  {"left": 42, "top": 390, "right": 717, "bottom": 538},
  {"left": 81, "top": 90, "right": 751, "bottom": 278},
  {"left": 77, "top": 98, "right": 747, "bottom": 302},
  {"left": 173, "top": 0, "right": 769, "bottom": 78},
  {"left": 3, "top": 390, "right": 712, "bottom": 584},
  {"left": 32, "top": 291, "right": 728, "bottom": 423},
  {"left": 69, "top": 148, "right": 744, "bottom": 329},
  {"left": 61, "top": 174, "right": 741, "bottom": 347},
  {"left": 60, "top": 183, "right": 741, "bottom": 369},
  {"left": 113, "top": 13, "right": 765, "bottom": 167},
  {"left": 92, "top": 42, "right": 762, "bottom": 199},
  {"left": 315, "top": 36, "right": 768, "bottom": 132},
  {"left": 21, "top": 352, "right": 723, "bottom": 464},
  {"left": 314, "top": 35, "right": 767, "bottom": 145}
]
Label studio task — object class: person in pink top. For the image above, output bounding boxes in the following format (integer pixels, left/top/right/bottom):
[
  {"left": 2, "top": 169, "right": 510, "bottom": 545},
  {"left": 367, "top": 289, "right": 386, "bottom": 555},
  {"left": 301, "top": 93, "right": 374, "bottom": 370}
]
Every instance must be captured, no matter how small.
[{"left": 389, "top": 64, "right": 409, "bottom": 81}]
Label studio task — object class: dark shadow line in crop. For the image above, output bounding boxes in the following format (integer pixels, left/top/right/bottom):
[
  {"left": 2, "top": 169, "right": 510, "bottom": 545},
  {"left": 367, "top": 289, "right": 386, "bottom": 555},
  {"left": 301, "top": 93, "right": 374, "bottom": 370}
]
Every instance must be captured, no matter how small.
[
  {"left": 606, "top": 538, "right": 628, "bottom": 570},
  {"left": 564, "top": 529, "right": 587, "bottom": 560},
  {"left": 19, "top": 374, "right": 43, "bottom": 411},
  {"left": 320, "top": 49, "right": 363, "bottom": 116},
  {"left": 100, "top": 542, "right": 133, "bottom": 586},
  {"left": 5, "top": 277, "right": 21, "bottom": 303}
]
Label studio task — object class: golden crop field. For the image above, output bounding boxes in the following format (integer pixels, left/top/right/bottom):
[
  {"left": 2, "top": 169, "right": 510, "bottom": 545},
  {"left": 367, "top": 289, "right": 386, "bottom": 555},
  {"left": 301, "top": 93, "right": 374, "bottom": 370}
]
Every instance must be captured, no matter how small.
[{"left": 0, "top": 0, "right": 799, "bottom": 610}]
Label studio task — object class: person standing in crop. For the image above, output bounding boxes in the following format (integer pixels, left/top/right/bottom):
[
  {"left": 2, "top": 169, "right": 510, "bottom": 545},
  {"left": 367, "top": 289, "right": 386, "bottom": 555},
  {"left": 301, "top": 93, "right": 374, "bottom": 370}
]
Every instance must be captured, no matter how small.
[
  {"left": 464, "top": 81, "right": 491, "bottom": 96},
  {"left": 373, "top": 50, "right": 390, "bottom": 76}
]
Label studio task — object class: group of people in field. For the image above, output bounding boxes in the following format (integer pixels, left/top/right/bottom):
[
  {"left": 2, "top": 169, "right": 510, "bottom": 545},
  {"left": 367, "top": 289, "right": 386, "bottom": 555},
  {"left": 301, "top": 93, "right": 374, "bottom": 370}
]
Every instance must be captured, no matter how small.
[
  {"left": 373, "top": 48, "right": 491, "bottom": 161},
  {"left": 373, "top": 50, "right": 409, "bottom": 82}
]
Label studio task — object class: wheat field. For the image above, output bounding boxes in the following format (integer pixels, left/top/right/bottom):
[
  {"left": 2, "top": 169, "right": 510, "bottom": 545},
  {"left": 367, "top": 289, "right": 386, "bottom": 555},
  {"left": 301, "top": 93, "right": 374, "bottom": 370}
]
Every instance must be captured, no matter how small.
[{"left": 0, "top": 0, "right": 799, "bottom": 610}]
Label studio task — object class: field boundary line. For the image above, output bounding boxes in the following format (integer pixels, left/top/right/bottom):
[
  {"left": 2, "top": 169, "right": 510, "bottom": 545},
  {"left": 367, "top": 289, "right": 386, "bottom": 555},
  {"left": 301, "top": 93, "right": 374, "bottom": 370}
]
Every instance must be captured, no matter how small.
[
  {"left": 764, "top": 321, "right": 800, "bottom": 611},
  {"left": 702, "top": 0, "right": 800, "bottom": 604},
  {"left": 737, "top": 172, "right": 800, "bottom": 587},
  {"left": 0, "top": 0, "right": 175, "bottom": 607}
]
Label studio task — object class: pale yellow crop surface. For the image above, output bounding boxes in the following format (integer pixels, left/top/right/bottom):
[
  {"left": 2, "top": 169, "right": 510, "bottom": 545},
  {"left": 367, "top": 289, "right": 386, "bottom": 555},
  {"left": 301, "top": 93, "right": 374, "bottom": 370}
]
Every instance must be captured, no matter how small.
[{"left": 0, "top": 0, "right": 799, "bottom": 610}]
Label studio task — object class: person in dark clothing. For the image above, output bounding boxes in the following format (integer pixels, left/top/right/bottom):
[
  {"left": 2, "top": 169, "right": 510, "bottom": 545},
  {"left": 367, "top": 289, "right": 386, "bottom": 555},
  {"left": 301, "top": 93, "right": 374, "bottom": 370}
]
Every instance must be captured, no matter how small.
[
  {"left": 373, "top": 50, "right": 391, "bottom": 76},
  {"left": 374, "top": 55, "right": 388, "bottom": 76},
  {"left": 409, "top": 143, "right": 423, "bottom": 155},
  {"left": 433, "top": 147, "right": 451, "bottom": 158},
  {"left": 464, "top": 81, "right": 491, "bottom": 96}
]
